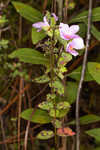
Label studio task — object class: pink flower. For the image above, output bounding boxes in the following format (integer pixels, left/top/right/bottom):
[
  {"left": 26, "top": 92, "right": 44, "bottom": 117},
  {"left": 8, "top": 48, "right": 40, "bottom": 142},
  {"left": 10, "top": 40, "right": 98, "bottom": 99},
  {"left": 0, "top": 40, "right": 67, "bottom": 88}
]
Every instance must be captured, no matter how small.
[
  {"left": 51, "top": 13, "right": 58, "bottom": 21},
  {"left": 32, "top": 13, "right": 58, "bottom": 32},
  {"left": 32, "top": 16, "right": 49, "bottom": 32},
  {"left": 66, "top": 37, "right": 84, "bottom": 56},
  {"left": 59, "top": 23, "right": 79, "bottom": 40},
  {"left": 59, "top": 23, "right": 85, "bottom": 56}
]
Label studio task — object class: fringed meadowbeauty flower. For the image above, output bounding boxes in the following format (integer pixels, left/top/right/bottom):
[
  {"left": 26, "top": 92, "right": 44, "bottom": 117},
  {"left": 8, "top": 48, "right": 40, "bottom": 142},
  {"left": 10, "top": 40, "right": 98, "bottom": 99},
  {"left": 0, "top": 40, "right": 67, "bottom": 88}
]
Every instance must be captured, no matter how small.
[
  {"left": 59, "top": 23, "right": 84, "bottom": 56},
  {"left": 66, "top": 37, "right": 84, "bottom": 56},
  {"left": 59, "top": 23, "right": 79, "bottom": 40},
  {"left": 32, "top": 13, "right": 58, "bottom": 32},
  {"left": 32, "top": 16, "right": 49, "bottom": 32}
]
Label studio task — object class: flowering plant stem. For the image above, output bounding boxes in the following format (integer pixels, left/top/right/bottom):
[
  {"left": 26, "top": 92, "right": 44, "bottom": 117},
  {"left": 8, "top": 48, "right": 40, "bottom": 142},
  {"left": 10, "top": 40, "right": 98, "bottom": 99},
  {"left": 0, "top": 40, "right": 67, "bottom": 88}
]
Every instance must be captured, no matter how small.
[{"left": 50, "top": 31, "right": 58, "bottom": 149}]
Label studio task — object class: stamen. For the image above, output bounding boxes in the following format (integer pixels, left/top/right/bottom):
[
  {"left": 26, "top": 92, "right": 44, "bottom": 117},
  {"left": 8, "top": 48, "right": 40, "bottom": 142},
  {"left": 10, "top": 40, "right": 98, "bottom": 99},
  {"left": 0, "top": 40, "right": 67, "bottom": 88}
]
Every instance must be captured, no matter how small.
[
  {"left": 69, "top": 45, "right": 73, "bottom": 50},
  {"left": 64, "top": 34, "right": 71, "bottom": 39}
]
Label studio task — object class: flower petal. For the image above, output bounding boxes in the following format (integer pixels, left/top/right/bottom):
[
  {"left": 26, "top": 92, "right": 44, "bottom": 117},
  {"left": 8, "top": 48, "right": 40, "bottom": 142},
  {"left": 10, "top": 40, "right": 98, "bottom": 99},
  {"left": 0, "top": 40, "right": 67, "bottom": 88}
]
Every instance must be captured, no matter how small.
[
  {"left": 59, "top": 23, "right": 71, "bottom": 40},
  {"left": 59, "top": 23, "right": 79, "bottom": 40},
  {"left": 69, "top": 25, "right": 79, "bottom": 34},
  {"left": 66, "top": 42, "right": 79, "bottom": 56},
  {"left": 43, "top": 16, "right": 49, "bottom": 26},
  {"left": 60, "top": 23, "right": 69, "bottom": 33},
  {"left": 72, "top": 37, "right": 84, "bottom": 49},
  {"left": 66, "top": 48, "right": 79, "bottom": 56},
  {"left": 52, "top": 13, "right": 58, "bottom": 21},
  {"left": 32, "top": 22, "right": 45, "bottom": 29},
  {"left": 32, "top": 16, "right": 50, "bottom": 32}
]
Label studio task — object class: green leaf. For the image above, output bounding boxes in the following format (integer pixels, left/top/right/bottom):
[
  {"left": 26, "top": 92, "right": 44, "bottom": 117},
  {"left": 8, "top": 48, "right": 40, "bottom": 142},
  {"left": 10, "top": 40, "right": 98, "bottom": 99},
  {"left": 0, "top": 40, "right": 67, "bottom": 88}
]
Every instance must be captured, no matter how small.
[
  {"left": 70, "top": 7, "right": 100, "bottom": 23},
  {"left": 38, "top": 101, "right": 54, "bottom": 110},
  {"left": 20, "top": 108, "right": 52, "bottom": 124},
  {"left": 88, "top": 62, "right": 100, "bottom": 84},
  {"left": 68, "top": 65, "right": 94, "bottom": 81},
  {"left": 49, "top": 109, "right": 69, "bottom": 118},
  {"left": 84, "top": 20, "right": 100, "bottom": 41},
  {"left": 91, "top": 25, "right": 100, "bottom": 41},
  {"left": 83, "top": 21, "right": 100, "bottom": 41},
  {"left": 78, "top": 23, "right": 87, "bottom": 38},
  {"left": 93, "top": 147, "right": 100, "bottom": 150},
  {"left": 36, "top": 130, "right": 54, "bottom": 140},
  {"left": 68, "top": 114, "right": 100, "bottom": 125},
  {"left": 66, "top": 82, "right": 78, "bottom": 104},
  {"left": 58, "top": 52, "right": 72, "bottom": 67},
  {"left": 56, "top": 101, "right": 70, "bottom": 110},
  {"left": 34, "top": 74, "right": 50, "bottom": 83},
  {"left": 86, "top": 128, "right": 100, "bottom": 141},
  {"left": 0, "top": 15, "right": 8, "bottom": 25},
  {"left": 51, "top": 119, "right": 62, "bottom": 128},
  {"left": 49, "top": 78, "right": 64, "bottom": 95},
  {"left": 12, "top": 1, "right": 42, "bottom": 22},
  {"left": 38, "top": 101, "right": 70, "bottom": 112},
  {"left": 0, "top": 39, "right": 9, "bottom": 49},
  {"left": 32, "top": 28, "right": 46, "bottom": 44},
  {"left": 62, "top": 52, "right": 72, "bottom": 63},
  {"left": 9, "top": 48, "right": 49, "bottom": 66}
]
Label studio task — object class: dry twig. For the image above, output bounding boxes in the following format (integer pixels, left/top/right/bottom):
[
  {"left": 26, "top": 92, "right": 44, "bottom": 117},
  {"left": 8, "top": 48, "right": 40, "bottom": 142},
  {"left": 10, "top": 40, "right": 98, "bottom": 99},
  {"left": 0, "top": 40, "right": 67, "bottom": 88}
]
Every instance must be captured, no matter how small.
[
  {"left": 18, "top": 78, "right": 23, "bottom": 150},
  {"left": 75, "top": 0, "right": 93, "bottom": 150}
]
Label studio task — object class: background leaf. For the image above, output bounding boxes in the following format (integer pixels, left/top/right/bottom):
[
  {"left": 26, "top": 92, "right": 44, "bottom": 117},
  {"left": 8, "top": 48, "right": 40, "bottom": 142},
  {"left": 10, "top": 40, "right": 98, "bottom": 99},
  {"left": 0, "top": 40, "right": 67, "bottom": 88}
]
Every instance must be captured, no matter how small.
[
  {"left": 68, "top": 66, "right": 94, "bottom": 81},
  {"left": 68, "top": 114, "right": 100, "bottom": 125},
  {"left": 70, "top": 7, "right": 100, "bottom": 23},
  {"left": 12, "top": 1, "right": 43, "bottom": 22},
  {"left": 84, "top": 21, "right": 100, "bottom": 41},
  {"left": 66, "top": 82, "right": 78, "bottom": 104},
  {"left": 91, "top": 25, "right": 100, "bottom": 41},
  {"left": 88, "top": 62, "right": 100, "bottom": 84},
  {"left": 20, "top": 108, "right": 52, "bottom": 124},
  {"left": 9, "top": 48, "right": 49, "bottom": 66},
  {"left": 86, "top": 128, "right": 100, "bottom": 141},
  {"left": 78, "top": 23, "right": 87, "bottom": 38},
  {"left": 93, "top": 147, "right": 100, "bottom": 150}
]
